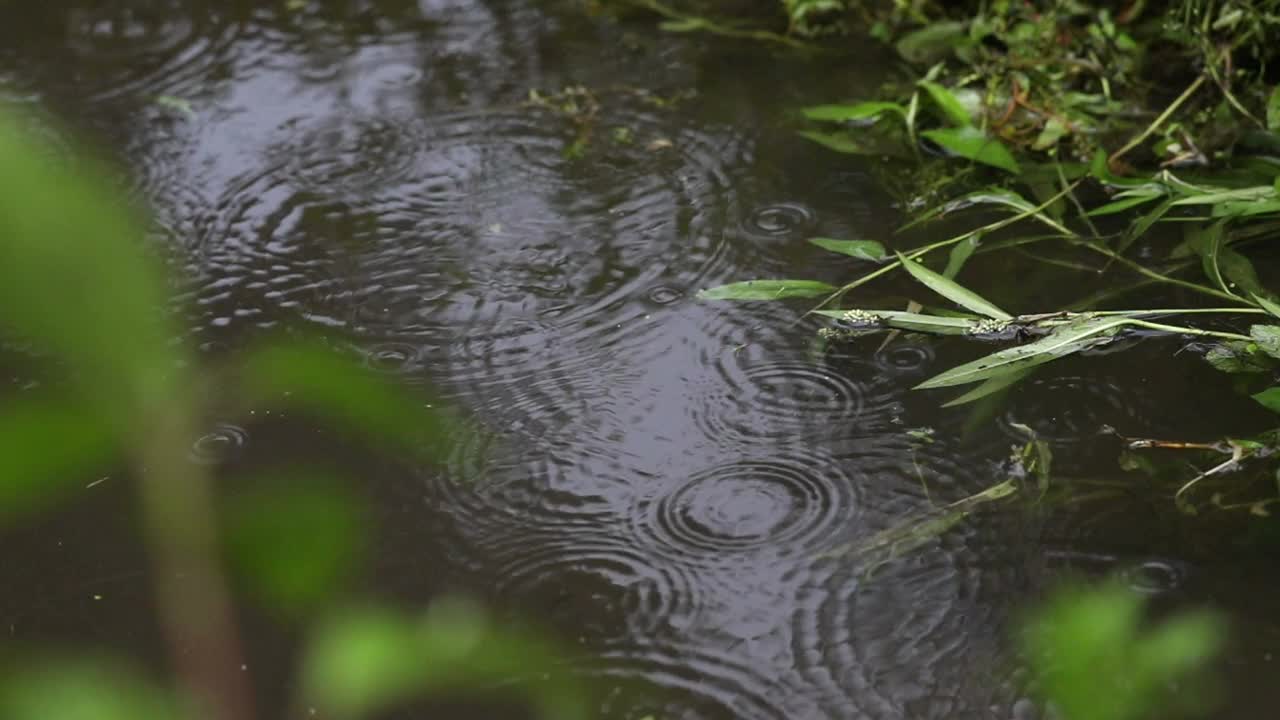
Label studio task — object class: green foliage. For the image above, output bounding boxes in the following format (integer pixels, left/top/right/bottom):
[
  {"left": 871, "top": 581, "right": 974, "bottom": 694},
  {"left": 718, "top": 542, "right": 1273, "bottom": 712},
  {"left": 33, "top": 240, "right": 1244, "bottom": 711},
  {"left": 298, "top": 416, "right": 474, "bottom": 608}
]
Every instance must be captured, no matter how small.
[
  {"left": 0, "top": 106, "right": 583, "bottom": 719},
  {"left": 695, "top": 279, "right": 837, "bottom": 299},
  {"left": 808, "top": 237, "right": 887, "bottom": 260},
  {"left": 895, "top": 251, "right": 1011, "bottom": 319},
  {"left": 1025, "top": 584, "right": 1222, "bottom": 720}
]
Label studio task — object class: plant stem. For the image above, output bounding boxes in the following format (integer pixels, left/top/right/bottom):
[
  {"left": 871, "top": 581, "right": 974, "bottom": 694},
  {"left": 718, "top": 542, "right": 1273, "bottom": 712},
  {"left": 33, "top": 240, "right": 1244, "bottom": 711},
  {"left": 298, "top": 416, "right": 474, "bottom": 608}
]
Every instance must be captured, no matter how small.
[
  {"left": 805, "top": 180, "right": 1082, "bottom": 316},
  {"left": 1109, "top": 74, "right": 1208, "bottom": 165},
  {"left": 1076, "top": 241, "right": 1245, "bottom": 303},
  {"left": 1124, "top": 318, "right": 1252, "bottom": 341}
]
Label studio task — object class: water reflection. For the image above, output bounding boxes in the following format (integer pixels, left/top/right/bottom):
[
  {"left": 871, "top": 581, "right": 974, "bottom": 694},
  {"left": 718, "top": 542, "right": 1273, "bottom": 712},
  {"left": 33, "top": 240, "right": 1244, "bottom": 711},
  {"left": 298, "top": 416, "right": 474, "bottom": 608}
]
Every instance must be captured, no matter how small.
[{"left": 1, "top": 1, "right": 1274, "bottom": 718}]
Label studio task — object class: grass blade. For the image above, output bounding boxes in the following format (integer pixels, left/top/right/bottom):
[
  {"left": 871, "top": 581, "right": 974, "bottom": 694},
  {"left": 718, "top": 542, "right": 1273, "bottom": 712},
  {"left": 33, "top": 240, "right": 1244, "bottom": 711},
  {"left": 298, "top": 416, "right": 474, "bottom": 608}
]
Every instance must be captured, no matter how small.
[
  {"left": 698, "top": 279, "right": 837, "bottom": 300},
  {"left": 941, "top": 366, "right": 1034, "bottom": 407},
  {"left": 897, "top": 251, "right": 1012, "bottom": 320},
  {"left": 916, "top": 315, "right": 1128, "bottom": 389}
]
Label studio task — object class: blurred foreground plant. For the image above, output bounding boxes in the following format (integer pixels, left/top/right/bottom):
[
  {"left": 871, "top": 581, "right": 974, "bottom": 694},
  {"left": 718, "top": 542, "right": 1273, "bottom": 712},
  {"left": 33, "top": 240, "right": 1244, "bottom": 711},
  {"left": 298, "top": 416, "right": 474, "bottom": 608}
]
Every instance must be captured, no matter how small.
[{"left": 0, "top": 107, "right": 585, "bottom": 720}]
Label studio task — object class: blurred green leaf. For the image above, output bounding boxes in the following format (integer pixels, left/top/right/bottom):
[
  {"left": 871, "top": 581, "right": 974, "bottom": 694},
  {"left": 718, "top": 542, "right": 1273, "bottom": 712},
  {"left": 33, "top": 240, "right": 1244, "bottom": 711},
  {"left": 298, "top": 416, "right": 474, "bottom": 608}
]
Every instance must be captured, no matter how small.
[
  {"left": 1249, "top": 325, "right": 1280, "bottom": 359},
  {"left": 918, "top": 81, "right": 972, "bottom": 126},
  {"left": 943, "top": 234, "right": 979, "bottom": 280},
  {"left": 0, "top": 661, "right": 174, "bottom": 720},
  {"left": 697, "top": 280, "right": 836, "bottom": 300},
  {"left": 921, "top": 127, "right": 1020, "bottom": 173},
  {"left": 238, "top": 342, "right": 451, "bottom": 461},
  {"left": 801, "top": 102, "right": 905, "bottom": 122},
  {"left": 1268, "top": 86, "right": 1280, "bottom": 131},
  {"left": 0, "top": 111, "right": 177, "bottom": 412},
  {"left": 1025, "top": 584, "right": 1221, "bottom": 720},
  {"left": 226, "top": 473, "right": 368, "bottom": 615},
  {"left": 896, "top": 21, "right": 967, "bottom": 64},
  {"left": 897, "top": 252, "right": 1011, "bottom": 319},
  {"left": 0, "top": 398, "right": 119, "bottom": 522},
  {"left": 304, "top": 601, "right": 586, "bottom": 720},
  {"left": 807, "top": 237, "right": 886, "bottom": 261}
]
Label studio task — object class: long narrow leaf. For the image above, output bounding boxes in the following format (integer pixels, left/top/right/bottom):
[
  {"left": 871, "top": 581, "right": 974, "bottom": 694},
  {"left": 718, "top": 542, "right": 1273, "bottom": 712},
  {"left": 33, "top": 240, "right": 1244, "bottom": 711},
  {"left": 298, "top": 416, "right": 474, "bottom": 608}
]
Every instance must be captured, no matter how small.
[
  {"left": 916, "top": 315, "right": 1128, "bottom": 389},
  {"left": 1086, "top": 193, "right": 1163, "bottom": 217},
  {"left": 698, "top": 279, "right": 836, "bottom": 300},
  {"left": 921, "top": 127, "right": 1020, "bottom": 174},
  {"left": 918, "top": 81, "right": 972, "bottom": 126},
  {"left": 802, "top": 102, "right": 905, "bottom": 122},
  {"left": 941, "top": 366, "right": 1034, "bottom": 407},
  {"left": 808, "top": 237, "right": 886, "bottom": 261},
  {"left": 815, "top": 308, "right": 979, "bottom": 334},
  {"left": 1253, "top": 293, "right": 1280, "bottom": 319},
  {"left": 896, "top": 252, "right": 1011, "bottom": 320}
]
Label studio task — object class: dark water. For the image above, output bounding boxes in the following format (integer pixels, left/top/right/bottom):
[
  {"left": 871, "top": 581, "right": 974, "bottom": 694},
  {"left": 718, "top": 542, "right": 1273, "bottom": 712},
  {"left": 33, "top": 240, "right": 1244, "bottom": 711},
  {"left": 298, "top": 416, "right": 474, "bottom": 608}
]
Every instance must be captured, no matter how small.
[{"left": 3, "top": 2, "right": 1280, "bottom": 718}]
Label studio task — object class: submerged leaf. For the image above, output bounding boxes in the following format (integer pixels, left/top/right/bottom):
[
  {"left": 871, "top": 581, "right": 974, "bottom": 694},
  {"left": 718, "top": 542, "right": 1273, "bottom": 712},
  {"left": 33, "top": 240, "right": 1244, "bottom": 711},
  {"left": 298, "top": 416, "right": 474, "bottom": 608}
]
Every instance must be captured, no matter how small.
[
  {"left": 1250, "top": 325, "right": 1280, "bottom": 359},
  {"left": 897, "top": 252, "right": 1011, "bottom": 320},
  {"left": 943, "top": 234, "right": 980, "bottom": 279},
  {"left": 922, "top": 127, "right": 1020, "bottom": 173},
  {"left": 916, "top": 315, "right": 1127, "bottom": 389},
  {"left": 808, "top": 237, "right": 886, "bottom": 261},
  {"left": 698, "top": 279, "right": 836, "bottom": 300}
]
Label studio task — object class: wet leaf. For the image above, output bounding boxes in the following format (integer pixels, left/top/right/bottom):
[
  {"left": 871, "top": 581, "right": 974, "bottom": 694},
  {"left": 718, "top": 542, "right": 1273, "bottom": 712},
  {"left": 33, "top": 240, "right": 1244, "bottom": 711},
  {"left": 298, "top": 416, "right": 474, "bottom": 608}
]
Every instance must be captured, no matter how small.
[
  {"left": 0, "top": 111, "right": 177, "bottom": 412},
  {"left": 921, "top": 127, "right": 1020, "bottom": 173},
  {"left": 896, "top": 252, "right": 1011, "bottom": 320},
  {"left": 807, "top": 237, "right": 886, "bottom": 261},
  {"left": 1250, "top": 325, "right": 1280, "bottom": 359},
  {"left": 1204, "top": 341, "right": 1273, "bottom": 373},
  {"left": 801, "top": 102, "right": 905, "bottom": 122},
  {"left": 1252, "top": 387, "right": 1280, "bottom": 413},
  {"left": 896, "top": 21, "right": 967, "bottom": 64},
  {"left": 697, "top": 279, "right": 836, "bottom": 300},
  {"left": 226, "top": 474, "right": 368, "bottom": 615},
  {"left": 918, "top": 81, "right": 972, "bottom": 126},
  {"left": 239, "top": 342, "right": 451, "bottom": 461},
  {"left": 0, "top": 398, "right": 120, "bottom": 522},
  {"left": 0, "top": 661, "right": 174, "bottom": 720},
  {"left": 917, "top": 315, "right": 1128, "bottom": 389},
  {"left": 815, "top": 309, "right": 978, "bottom": 334}
]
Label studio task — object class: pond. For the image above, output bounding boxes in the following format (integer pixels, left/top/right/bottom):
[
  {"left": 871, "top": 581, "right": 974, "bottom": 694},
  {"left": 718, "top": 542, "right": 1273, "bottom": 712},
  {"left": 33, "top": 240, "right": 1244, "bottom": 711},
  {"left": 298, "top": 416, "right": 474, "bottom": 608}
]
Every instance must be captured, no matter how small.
[{"left": 2, "top": 1, "right": 1279, "bottom": 718}]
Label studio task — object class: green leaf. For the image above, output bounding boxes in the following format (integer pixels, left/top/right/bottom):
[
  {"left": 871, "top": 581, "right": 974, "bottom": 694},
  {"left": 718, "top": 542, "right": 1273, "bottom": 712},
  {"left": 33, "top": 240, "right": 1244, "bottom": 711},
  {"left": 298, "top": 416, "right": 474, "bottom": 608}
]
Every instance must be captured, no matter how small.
[
  {"left": 238, "top": 342, "right": 451, "bottom": 461},
  {"left": 1187, "top": 222, "right": 1264, "bottom": 298},
  {"left": 0, "top": 662, "right": 174, "bottom": 720},
  {"left": 1204, "top": 341, "right": 1273, "bottom": 373},
  {"left": 1085, "top": 193, "right": 1163, "bottom": 217},
  {"left": 943, "top": 234, "right": 979, "bottom": 279},
  {"left": 0, "top": 399, "right": 120, "bottom": 522},
  {"left": 1268, "top": 86, "right": 1280, "bottom": 131},
  {"left": 815, "top": 309, "right": 979, "bottom": 335},
  {"left": 797, "top": 130, "right": 870, "bottom": 155},
  {"left": 304, "top": 602, "right": 586, "bottom": 720},
  {"left": 1126, "top": 196, "right": 1175, "bottom": 242},
  {"left": 807, "top": 237, "right": 886, "bottom": 261},
  {"left": 802, "top": 102, "right": 905, "bottom": 122},
  {"left": 902, "top": 187, "right": 1068, "bottom": 235},
  {"left": 1171, "top": 185, "right": 1275, "bottom": 206},
  {"left": 1250, "top": 325, "right": 1280, "bottom": 359},
  {"left": 921, "top": 127, "right": 1020, "bottom": 173},
  {"left": 895, "top": 21, "right": 967, "bottom": 64},
  {"left": 1187, "top": 222, "right": 1230, "bottom": 295},
  {"left": 1253, "top": 387, "right": 1280, "bottom": 413},
  {"left": 917, "top": 315, "right": 1128, "bottom": 389},
  {"left": 1252, "top": 293, "right": 1280, "bottom": 319},
  {"left": 0, "top": 111, "right": 177, "bottom": 413},
  {"left": 226, "top": 474, "right": 368, "bottom": 615},
  {"left": 697, "top": 279, "right": 836, "bottom": 300},
  {"left": 896, "top": 252, "right": 1011, "bottom": 320},
  {"left": 941, "top": 366, "right": 1033, "bottom": 407},
  {"left": 918, "top": 81, "right": 972, "bottom": 126}
]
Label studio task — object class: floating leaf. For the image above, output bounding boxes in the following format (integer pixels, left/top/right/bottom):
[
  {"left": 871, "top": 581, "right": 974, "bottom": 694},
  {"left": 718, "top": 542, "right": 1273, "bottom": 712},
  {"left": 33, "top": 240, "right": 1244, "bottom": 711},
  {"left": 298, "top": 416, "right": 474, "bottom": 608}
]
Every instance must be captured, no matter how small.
[
  {"left": 802, "top": 102, "right": 905, "bottom": 122},
  {"left": 1253, "top": 387, "right": 1280, "bottom": 413},
  {"left": 815, "top": 309, "right": 978, "bottom": 335},
  {"left": 918, "top": 81, "right": 972, "bottom": 126},
  {"left": 1204, "top": 341, "right": 1273, "bottom": 373},
  {"left": 896, "top": 252, "right": 1011, "bottom": 320},
  {"left": 922, "top": 127, "right": 1020, "bottom": 173},
  {"left": 807, "top": 237, "right": 886, "bottom": 261},
  {"left": 917, "top": 316, "right": 1128, "bottom": 389},
  {"left": 697, "top": 279, "right": 836, "bottom": 300}
]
